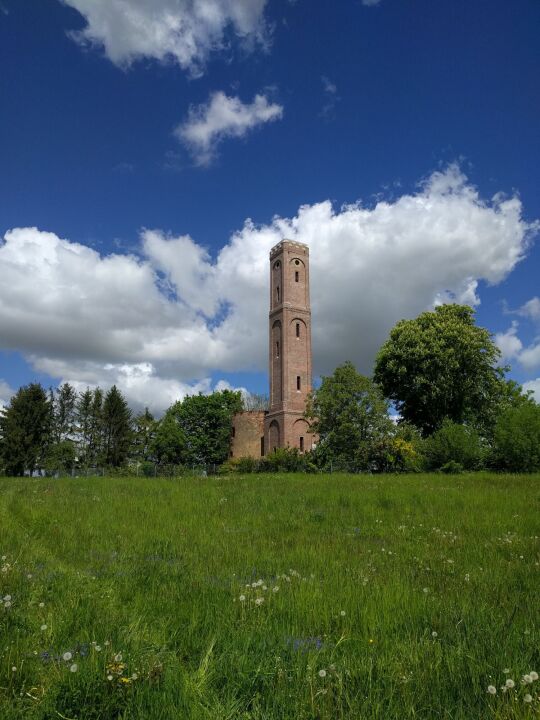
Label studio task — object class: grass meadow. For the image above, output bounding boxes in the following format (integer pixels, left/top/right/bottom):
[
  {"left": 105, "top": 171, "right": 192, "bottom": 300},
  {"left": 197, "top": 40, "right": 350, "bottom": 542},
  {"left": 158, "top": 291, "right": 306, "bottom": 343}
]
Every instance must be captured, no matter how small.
[{"left": 0, "top": 473, "right": 539, "bottom": 719}]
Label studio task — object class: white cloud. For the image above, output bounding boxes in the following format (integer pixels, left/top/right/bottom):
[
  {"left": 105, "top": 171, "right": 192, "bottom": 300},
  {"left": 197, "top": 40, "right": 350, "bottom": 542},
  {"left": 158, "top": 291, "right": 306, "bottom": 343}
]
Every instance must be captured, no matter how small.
[
  {"left": 495, "top": 322, "right": 523, "bottom": 362},
  {"left": 520, "top": 343, "right": 540, "bottom": 372},
  {"left": 0, "top": 165, "right": 538, "bottom": 413},
  {"left": 518, "top": 296, "right": 540, "bottom": 322},
  {"left": 523, "top": 378, "right": 540, "bottom": 403},
  {"left": 0, "top": 380, "right": 14, "bottom": 410},
  {"left": 175, "top": 91, "right": 283, "bottom": 165},
  {"left": 320, "top": 76, "right": 340, "bottom": 119},
  {"left": 61, "top": 0, "right": 268, "bottom": 75}
]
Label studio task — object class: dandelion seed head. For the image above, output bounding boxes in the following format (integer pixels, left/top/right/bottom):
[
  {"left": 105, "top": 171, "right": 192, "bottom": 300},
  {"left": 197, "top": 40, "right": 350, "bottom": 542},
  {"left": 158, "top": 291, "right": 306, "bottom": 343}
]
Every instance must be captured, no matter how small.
[
  {"left": 340, "top": 610, "right": 346, "bottom": 616},
  {"left": 40, "top": 624, "right": 47, "bottom": 631},
  {"left": 487, "top": 685, "right": 496, "bottom": 695},
  {"left": 239, "top": 595, "right": 246, "bottom": 602},
  {"left": 530, "top": 671, "right": 538, "bottom": 681},
  {"left": 318, "top": 669, "right": 327, "bottom": 678},
  {"left": 62, "top": 652, "right": 72, "bottom": 661},
  {"left": 70, "top": 663, "right": 78, "bottom": 673},
  {"left": 505, "top": 678, "right": 515, "bottom": 689},
  {"left": 524, "top": 694, "right": 533, "bottom": 703}
]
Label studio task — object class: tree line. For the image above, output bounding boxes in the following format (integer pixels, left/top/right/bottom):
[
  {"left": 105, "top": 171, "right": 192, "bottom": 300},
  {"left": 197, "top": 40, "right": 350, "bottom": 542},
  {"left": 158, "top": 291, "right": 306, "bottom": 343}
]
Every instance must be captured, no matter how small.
[
  {"left": 0, "top": 382, "right": 242, "bottom": 476},
  {"left": 1, "top": 304, "right": 539, "bottom": 476}
]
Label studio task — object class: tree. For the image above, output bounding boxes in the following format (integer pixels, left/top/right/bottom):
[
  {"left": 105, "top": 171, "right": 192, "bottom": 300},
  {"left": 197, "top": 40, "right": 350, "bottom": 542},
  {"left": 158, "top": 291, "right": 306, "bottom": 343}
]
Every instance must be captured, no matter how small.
[
  {"left": 306, "top": 361, "right": 393, "bottom": 471},
  {"left": 0, "top": 383, "right": 51, "bottom": 475},
  {"left": 75, "top": 389, "right": 93, "bottom": 466},
  {"left": 102, "top": 386, "right": 132, "bottom": 467},
  {"left": 492, "top": 402, "right": 540, "bottom": 472},
  {"left": 423, "top": 420, "right": 485, "bottom": 471},
  {"left": 152, "top": 410, "right": 185, "bottom": 465},
  {"left": 159, "top": 390, "right": 243, "bottom": 467},
  {"left": 52, "top": 383, "right": 77, "bottom": 443},
  {"left": 374, "top": 304, "right": 505, "bottom": 436},
  {"left": 131, "top": 408, "right": 156, "bottom": 463},
  {"left": 88, "top": 388, "right": 104, "bottom": 467}
]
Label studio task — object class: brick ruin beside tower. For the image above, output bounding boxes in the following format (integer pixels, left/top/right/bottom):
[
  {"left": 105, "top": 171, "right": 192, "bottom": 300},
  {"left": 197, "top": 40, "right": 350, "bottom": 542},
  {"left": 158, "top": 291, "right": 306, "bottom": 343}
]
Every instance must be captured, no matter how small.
[{"left": 230, "top": 239, "right": 314, "bottom": 458}]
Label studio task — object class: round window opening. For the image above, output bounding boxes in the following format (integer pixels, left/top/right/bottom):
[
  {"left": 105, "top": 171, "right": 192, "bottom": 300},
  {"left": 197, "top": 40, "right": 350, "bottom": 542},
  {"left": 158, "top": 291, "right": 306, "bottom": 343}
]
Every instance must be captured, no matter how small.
[
  {"left": 274, "top": 261, "right": 281, "bottom": 269},
  {"left": 294, "top": 259, "right": 300, "bottom": 265}
]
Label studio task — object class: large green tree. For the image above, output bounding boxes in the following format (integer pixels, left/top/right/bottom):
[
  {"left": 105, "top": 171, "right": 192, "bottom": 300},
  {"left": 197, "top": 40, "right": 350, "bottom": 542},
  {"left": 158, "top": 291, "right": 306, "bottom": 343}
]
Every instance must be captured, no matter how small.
[
  {"left": 158, "top": 390, "right": 242, "bottom": 467},
  {"left": 102, "top": 386, "right": 132, "bottom": 467},
  {"left": 0, "top": 383, "right": 52, "bottom": 475},
  {"left": 492, "top": 401, "right": 540, "bottom": 472},
  {"left": 306, "top": 361, "right": 393, "bottom": 471},
  {"left": 374, "top": 304, "right": 506, "bottom": 436}
]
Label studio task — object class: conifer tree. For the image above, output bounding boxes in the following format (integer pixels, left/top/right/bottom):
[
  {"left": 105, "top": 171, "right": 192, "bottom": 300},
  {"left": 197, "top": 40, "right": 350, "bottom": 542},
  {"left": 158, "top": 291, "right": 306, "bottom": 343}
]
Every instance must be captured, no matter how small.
[
  {"left": 102, "top": 386, "right": 132, "bottom": 467},
  {"left": 0, "top": 383, "right": 51, "bottom": 476}
]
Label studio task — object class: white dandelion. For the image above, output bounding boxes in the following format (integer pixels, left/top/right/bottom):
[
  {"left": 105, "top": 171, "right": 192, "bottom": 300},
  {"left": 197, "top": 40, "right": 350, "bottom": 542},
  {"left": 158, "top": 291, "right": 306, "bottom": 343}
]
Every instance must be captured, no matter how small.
[
  {"left": 340, "top": 610, "right": 346, "bottom": 617},
  {"left": 114, "top": 653, "right": 122, "bottom": 662},
  {"left": 530, "top": 671, "right": 538, "bottom": 681},
  {"left": 62, "top": 652, "right": 72, "bottom": 661},
  {"left": 505, "top": 678, "right": 515, "bottom": 689},
  {"left": 524, "top": 694, "right": 533, "bottom": 703},
  {"left": 255, "top": 597, "right": 264, "bottom": 606},
  {"left": 272, "top": 586, "right": 279, "bottom": 593},
  {"left": 40, "top": 624, "right": 47, "bottom": 631},
  {"left": 318, "top": 669, "right": 327, "bottom": 678},
  {"left": 487, "top": 685, "right": 496, "bottom": 695},
  {"left": 239, "top": 595, "right": 246, "bottom": 603},
  {"left": 70, "top": 663, "right": 78, "bottom": 673}
]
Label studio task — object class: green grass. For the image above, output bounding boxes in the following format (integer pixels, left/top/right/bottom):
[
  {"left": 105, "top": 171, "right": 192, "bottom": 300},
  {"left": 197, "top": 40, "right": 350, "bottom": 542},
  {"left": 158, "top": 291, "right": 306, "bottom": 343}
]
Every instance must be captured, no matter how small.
[{"left": 0, "top": 473, "right": 539, "bottom": 719}]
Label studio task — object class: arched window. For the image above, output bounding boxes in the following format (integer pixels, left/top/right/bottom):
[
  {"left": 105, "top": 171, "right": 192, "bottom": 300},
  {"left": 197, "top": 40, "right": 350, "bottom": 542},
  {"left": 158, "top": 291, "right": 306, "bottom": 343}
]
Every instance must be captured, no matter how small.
[
  {"left": 295, "top": 271, "right": 299, "bottom": 282},
  {"left": 276, "top": 286, "right": 280, "bottom": 303},
  {"left": 296, "top": 322, "right": 300, "bottom": 338},
  {"left": 296, "top": 376, "right": 301, "bottom": 391},
  {"left": 276, "top": 341, "right": 280, "bottom": 358}
]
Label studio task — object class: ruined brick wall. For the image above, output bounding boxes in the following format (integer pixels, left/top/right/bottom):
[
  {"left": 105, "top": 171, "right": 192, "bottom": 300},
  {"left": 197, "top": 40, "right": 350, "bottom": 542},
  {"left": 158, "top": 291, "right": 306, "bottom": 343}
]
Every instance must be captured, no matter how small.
[{"left": 231, "top": 411, "right": 267, "bottom": 459}]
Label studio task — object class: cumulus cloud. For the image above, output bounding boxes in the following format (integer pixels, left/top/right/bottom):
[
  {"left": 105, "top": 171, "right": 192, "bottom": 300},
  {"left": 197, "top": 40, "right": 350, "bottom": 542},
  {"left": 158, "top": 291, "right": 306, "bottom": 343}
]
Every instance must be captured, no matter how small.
[
  {"left": 0, "top": 380, "right": 14, "bottom": 410},
  {"left": 0, "top": 165, "right": 538, "bottom": 413},
  {"left": 175, "top": 91, "right": 283, "bottom": 165},
  {"left": 495, "top": 323, "right": 523, "bottom": 362},
  {"left": 517, "top": 296, "right": 540, "bottom": 322},
  {"left": 523, "top": 378, "right": 540, "bottom": 403},
  {"left": 61, "top": 0, "right": 268, "bottom": 74},
  {"left": 520, "top": 343, "right": 540, "bottom": 372}
]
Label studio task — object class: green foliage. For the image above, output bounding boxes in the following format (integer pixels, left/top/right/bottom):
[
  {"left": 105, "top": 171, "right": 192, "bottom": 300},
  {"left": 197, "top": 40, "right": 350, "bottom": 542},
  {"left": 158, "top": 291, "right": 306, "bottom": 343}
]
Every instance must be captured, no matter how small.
[
  {"left": 440, "top": 460, "right": 464, "bottom": 474},
  {"left": 44, "top": 440, "right": 76, "bottom": 475},
  {"left": 52, "top": 382, "right": 77, "bottom": 443},
  {"left": 492, "top": 401, "right": 540, "bottom": 472},
  {"left": 131, "top": 408, "right": 157, "bottom": 463},
  {"left": 102, "top": 385, "right": 133, "bottom": 468},
  {"left": 385, "top": 423, "right": 425, "bottom": 473},
  {"left": 306, "top": 361, "right": 393, "bottom": 471},
  {"left": 155, "top": 390, "right": 242, "bottom": 467},
  {"left": 374, "top": 304, "right": 505, "bottom": 436},
  {"left": 0, "top": 383, "right": 51, "bottom": 475},
  {"left": 0, "top": 472, "right": 538, "bottom": 720},
  {"left": 423, "top": 419, "right": 484, "bottom": 471}
]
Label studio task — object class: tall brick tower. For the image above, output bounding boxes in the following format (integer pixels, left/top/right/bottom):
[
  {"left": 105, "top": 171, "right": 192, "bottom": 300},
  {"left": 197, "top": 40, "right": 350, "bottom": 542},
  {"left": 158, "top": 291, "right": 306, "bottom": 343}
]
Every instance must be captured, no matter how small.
[{"left": 264, "top": 240, "right": 314, "bottom": 453}]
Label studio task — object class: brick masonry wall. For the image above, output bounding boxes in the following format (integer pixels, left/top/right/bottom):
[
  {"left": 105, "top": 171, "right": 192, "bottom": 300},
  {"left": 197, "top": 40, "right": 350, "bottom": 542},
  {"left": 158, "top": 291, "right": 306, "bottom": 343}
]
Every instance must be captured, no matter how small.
[{"left": 231, "top": 411, "right": 267, "bottom": 459}]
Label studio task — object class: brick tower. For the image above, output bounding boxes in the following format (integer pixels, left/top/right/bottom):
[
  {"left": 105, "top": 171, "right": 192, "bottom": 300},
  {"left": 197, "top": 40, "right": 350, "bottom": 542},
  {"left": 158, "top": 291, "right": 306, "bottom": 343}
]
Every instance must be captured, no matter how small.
[{"left": 264, "top": 240, "right": 314, "bottom": 453}]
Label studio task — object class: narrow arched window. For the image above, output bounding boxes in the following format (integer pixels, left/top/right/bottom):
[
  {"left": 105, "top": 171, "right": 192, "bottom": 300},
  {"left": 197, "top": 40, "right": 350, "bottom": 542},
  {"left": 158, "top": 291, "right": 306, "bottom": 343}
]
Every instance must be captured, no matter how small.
[
  {"left": 296, "top": 376, "right": 301, "bottom": 391},
  {"left": 295, "top": 271, "right": 299, "bottom": 282},
  {"left": 296, "top": 322, "right": 300, "bottom": 338},
  {"left": 300, "top": 436, "right": 304, "bottom": 452},
  {"left": 276, "top": 341, "right": 280, "bottom": 358},
  {"left": 276, "top": 286, "right": 280, "bottom": 303}
]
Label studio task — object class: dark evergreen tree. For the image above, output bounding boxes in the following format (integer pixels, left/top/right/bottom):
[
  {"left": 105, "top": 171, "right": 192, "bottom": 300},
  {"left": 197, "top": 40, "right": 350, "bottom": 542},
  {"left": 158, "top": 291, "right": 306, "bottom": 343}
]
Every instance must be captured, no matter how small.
[
  {"left": 102, "top": 386, "right": 132, "bottom": 467},
  {"left": 88, "top": 388, "right": 104, "bottom": 467},
  {"left": 0, "top": 383, "right": 52, "bottom": 476},
  {"left": 52, "top": 383, "right": 77, "bottom": 443},
  {"left": 131, "top": 408, "right": 156, "bottom": 463},
  {"left": 75, "top": 388, "right": 94, "bottom": 466}
]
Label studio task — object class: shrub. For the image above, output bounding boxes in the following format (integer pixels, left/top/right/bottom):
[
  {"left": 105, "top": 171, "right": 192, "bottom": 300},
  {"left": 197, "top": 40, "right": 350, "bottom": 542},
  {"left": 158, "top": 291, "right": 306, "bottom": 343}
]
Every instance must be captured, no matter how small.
[
  {"left": 440, "top": 460, "right": 464, "bottom": 474},
  {"left": 492, "top": 402, "right": 540, "bottom": 472},
  {"left": 423, "top": 420, "right": 484, "bottom": 471}
]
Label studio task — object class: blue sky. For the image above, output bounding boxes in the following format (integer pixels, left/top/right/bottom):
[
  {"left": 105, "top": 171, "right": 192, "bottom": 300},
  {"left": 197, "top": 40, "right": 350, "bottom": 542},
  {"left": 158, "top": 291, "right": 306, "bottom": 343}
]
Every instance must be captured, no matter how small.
[{"left": 0, "top": 0, "right": 539, "bottom": 412}]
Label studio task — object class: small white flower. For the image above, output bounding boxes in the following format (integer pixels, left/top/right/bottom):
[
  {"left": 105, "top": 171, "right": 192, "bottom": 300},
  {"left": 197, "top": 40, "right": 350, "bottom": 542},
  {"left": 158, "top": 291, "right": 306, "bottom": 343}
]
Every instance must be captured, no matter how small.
[
  {"left": 423, "top": 588, "right": 429, "bottom": 594},
  {"left": 272, "top": 586, "right": 279, "bottom": 593},
  {"left": 432, "top": 631, "right": 438, "bottom": 638},
  {"left": 3, "top": 595, "right": 11, "bottom": 602},
  {"left": 131, "top": 673, "right": 138, "bottom": 680},
  {"left": 340, "top": 610, "right": 346, "bottom": 617},
  {"left": 318, "top": 669, "right": 327, "bottom": 678},
  {"left": 262, "top": 585, "right": 267, "bottom": 591},
  {"left": 95, "top": 645, "right": 101, "bottom": 652},
  {"left": 503, "top": 668, "right": 510, "bottom": 674},
  {"left": 40, "top": 624, "right": 47, "bottom": 631},
  {"left": 523, "top": 674, "right": 533, "bottom": 684},
  {"left": 505, "top": 678, "right": 515, "bottom": 689},
  {"left": 487, "top": 685, "right": 496, "bottom": 695},
  {"left": 239, "top": 595, "right": 246, "bottom": 602},
  {"left": 70, "top": 663, "right": 78, "bottom": 673},
  {"left": 38, "top": 602, "right": 45, "bottom": 608},
  {"left": 251, "top": 582, "right": 257, "bottom": 588},
  {"left": 4, "top": 601, "right": 12, "bottom": 608},
  {"left": 11, "top": 666, "right": 16, "bottom": 672},
  {"left": 530, "top": 671, "right": 538, "bottom": 681},
  {"left": 524, "top": 694, "right": 533, "bottom": 703},
  {"left": 107, "top": 674, "right": 113, "bottom": 681},
  {"left": 255, "top": 597, "right": 264, "bottom": 606},
  {"left": 63, "top": 652, "right": 72, "bottom": 661},
  {"left": 114, "top": 653, "right": 122, "bottom": 662}
]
